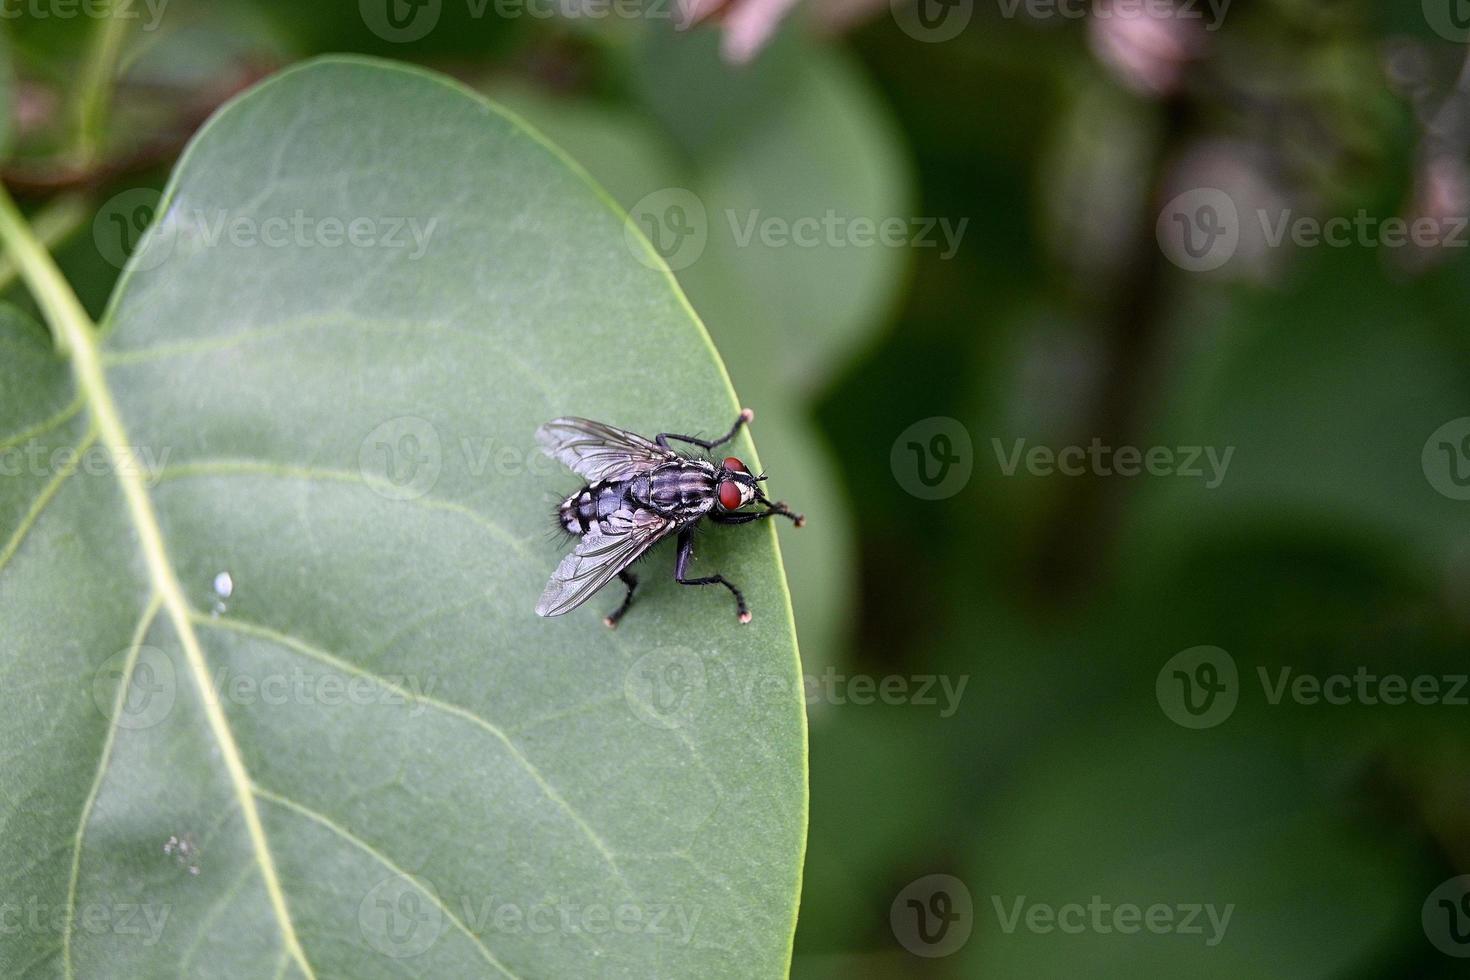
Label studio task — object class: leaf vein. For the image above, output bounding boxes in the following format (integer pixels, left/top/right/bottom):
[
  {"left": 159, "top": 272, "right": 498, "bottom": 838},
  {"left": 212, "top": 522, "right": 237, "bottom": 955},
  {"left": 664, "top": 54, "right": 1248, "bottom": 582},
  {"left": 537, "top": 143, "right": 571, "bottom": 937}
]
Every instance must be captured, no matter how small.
[
  {"left": 193, "top": 614, "right": 630, "bottom": 894},
  {"left": 155, "top": 458, "right": 533, "bottom": 557},
  {"left": 62, "top": 591, "right": 163, "bottom": 979},
  {"left": 0, "top": 393, "right": 83, "bottom": 454},
  {"left": 0, "top": 427, "right": 99, "bottom": 581},
  {"left": 251, "top": 783, "right": 522, "bottom": 980}
]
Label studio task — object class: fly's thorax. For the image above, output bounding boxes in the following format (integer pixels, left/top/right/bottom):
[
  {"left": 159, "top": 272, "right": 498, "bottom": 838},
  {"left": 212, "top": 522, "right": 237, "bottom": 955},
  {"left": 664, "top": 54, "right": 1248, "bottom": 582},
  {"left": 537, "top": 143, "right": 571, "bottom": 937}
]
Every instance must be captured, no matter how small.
[{"left": 642, "top": 459, "right": 717, "bottom": 519}]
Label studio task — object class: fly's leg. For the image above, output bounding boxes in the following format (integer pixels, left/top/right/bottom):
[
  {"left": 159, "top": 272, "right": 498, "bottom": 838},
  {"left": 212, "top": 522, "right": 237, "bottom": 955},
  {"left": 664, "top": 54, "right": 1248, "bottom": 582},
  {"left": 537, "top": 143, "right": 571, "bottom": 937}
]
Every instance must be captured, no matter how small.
[
  {"left": 674, "top": 529, "right": 750, "bottom": 623},
  {"left": 604, "top": 570, "right": 638, "bottom": 629},
  {"left": 710, "top": 502, "right": 805, "bottom": 527},
  {"left": 656, "top": 408, "right": 753, "bottom": 451}
]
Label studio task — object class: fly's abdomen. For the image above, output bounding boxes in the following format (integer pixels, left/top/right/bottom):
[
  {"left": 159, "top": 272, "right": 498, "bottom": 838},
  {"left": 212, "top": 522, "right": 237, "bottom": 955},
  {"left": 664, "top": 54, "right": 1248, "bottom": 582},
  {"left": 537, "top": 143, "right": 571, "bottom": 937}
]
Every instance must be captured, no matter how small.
[{"left": 558, "top": 481, "right": 631, "bottom": 535}]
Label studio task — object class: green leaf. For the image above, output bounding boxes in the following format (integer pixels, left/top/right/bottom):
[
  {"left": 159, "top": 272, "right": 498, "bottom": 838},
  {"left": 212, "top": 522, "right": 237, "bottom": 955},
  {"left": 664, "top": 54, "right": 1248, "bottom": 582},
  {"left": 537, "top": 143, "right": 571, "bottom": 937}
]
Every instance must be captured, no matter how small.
[
  {"left": 0, "top": 56, "right": 806, "bottom": 978},
  {"left": 630, "top": 30, "right": 914, "bottom": 397}
]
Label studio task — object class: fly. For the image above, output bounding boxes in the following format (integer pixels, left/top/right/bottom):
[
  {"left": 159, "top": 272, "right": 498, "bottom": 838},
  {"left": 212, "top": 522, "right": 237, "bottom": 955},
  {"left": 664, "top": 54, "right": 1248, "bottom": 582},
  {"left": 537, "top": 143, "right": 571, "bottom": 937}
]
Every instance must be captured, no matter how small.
[{"left": 534, "top": 408, "right": 804, "bottom": 626}]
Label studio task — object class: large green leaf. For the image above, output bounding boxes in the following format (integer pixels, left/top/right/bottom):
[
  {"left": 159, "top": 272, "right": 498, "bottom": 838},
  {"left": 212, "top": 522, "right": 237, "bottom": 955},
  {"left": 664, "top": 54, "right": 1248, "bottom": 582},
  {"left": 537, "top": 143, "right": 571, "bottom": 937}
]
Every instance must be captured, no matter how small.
[{"left": 0, "top": 57, "right": 806, "bottom": 978}]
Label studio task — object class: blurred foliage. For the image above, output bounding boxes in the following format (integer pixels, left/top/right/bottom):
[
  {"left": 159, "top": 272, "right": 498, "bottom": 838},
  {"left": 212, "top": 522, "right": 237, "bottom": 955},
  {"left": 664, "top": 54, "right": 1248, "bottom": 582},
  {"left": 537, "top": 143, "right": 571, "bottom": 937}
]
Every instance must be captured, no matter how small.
[{"left": 4, "top": 0, "right": 1470, "bottom": 974}]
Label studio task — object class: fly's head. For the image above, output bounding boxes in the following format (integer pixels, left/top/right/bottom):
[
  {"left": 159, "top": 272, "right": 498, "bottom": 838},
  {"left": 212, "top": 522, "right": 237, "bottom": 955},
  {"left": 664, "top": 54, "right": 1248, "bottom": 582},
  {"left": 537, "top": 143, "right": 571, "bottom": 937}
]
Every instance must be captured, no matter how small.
[{"left": 714, "top": 456, "right": 762, "bottom": 512}]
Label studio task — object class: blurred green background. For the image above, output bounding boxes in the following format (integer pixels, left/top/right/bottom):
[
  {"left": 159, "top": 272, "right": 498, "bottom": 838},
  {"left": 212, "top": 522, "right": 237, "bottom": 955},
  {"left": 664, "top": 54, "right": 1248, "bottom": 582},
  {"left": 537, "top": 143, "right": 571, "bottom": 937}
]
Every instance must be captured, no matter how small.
[{"left": 4, "top": 0, "right": 1470, "bottom": 974}]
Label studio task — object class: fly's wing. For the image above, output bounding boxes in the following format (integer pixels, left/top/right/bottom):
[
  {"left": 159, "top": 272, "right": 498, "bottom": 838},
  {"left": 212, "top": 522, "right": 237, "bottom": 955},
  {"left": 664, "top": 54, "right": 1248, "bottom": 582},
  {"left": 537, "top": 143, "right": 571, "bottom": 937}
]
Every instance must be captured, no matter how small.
[
  {"left": 535, "top": 417, "right": 676, "bottom": 483},
  {"left": 536, "top": 509, "right": 674, "bottom": 617}
]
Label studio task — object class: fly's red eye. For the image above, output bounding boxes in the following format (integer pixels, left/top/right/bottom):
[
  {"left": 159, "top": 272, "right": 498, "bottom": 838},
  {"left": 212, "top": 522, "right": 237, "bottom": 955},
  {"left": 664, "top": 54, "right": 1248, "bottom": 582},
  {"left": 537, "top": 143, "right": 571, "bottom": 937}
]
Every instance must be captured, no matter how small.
[
  {"left": 723, "top": 456, "right": 747, "bottom": 473},
  {"left": 718, "top": 481, "right": 743, "bottom": 510}
]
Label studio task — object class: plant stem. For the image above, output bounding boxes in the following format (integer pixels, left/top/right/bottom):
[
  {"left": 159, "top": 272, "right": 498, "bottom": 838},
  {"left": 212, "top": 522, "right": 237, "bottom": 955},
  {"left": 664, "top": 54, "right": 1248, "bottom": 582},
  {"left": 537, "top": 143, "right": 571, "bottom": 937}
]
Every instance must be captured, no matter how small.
[
  {"left": 0, "top": 185, "right": 92, "bottom": 355},
  {"left": 0, "top": 193, "right": 89, "bottom": 296},
  {"left": 71, "top": 2, "right": 133, "bottom": 167},
  {"left": 0, "top": 178, "right": 317, "bottom": 980}
]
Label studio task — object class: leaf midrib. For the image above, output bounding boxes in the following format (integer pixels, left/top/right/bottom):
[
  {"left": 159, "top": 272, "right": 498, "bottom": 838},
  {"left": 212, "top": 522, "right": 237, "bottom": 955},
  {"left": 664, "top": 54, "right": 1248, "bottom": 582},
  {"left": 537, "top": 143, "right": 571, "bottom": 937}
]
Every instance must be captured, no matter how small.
[{"left": 0, "top": 187, "right": 317, "bottom": 979}]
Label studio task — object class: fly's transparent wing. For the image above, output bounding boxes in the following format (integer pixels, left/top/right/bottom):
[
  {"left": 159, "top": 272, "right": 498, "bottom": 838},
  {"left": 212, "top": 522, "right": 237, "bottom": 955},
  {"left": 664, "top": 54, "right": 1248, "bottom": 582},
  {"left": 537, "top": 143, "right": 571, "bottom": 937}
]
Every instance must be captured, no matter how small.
[
  {"left": 536, "top": 509, "right": 675, "bottom": 617},
  {"left": 536, "top": 417, "right": 676, "bottom": 483}
]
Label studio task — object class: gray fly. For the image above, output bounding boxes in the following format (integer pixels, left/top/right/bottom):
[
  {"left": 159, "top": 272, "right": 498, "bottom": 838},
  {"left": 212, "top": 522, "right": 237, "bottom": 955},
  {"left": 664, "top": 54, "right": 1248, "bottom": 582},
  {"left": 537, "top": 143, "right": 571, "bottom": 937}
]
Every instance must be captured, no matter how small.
[{"left": 535, "top": 409, "right": 804, "bottom": 626}]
